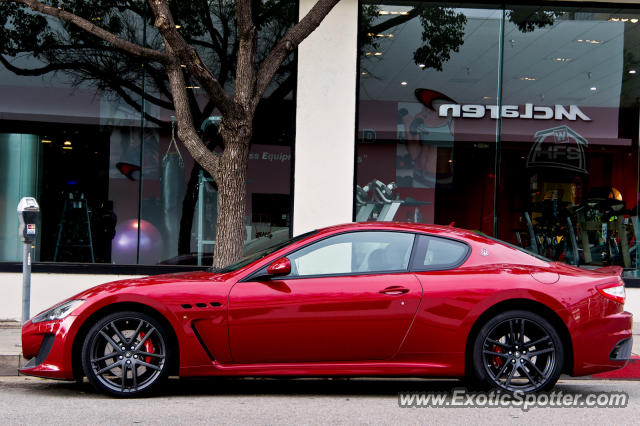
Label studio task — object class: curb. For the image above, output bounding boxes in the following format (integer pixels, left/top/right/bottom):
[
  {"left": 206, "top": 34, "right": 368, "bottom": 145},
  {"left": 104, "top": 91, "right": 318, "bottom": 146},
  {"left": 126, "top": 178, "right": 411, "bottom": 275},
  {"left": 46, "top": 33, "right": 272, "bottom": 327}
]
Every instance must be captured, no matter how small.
[{"left": 0, "top": 355, "right": 23, "bottom": 376}]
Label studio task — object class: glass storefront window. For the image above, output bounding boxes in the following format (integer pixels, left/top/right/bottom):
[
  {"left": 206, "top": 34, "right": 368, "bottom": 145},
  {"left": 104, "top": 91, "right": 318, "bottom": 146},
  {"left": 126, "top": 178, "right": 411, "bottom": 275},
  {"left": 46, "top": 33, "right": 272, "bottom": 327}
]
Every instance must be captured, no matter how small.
[
  {"left": 0, "top": 1, "right": 296, "bottom": 266},
  {"left": 356, "top": 2, "right": 640, "bottom": 276},
  {"left": 497, "top": 6, "right": 640, "bottom": 272},
  {"left": 357, "top": 2, "right": 501, "bottom": 234}
]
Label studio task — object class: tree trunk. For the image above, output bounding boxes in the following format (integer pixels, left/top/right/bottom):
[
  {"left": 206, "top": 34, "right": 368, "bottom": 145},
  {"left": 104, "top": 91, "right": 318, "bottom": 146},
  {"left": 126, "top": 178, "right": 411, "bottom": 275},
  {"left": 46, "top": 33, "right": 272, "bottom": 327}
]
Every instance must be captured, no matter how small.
[{"left": 212, "top": 127, "right": 251, "bottom": 268}]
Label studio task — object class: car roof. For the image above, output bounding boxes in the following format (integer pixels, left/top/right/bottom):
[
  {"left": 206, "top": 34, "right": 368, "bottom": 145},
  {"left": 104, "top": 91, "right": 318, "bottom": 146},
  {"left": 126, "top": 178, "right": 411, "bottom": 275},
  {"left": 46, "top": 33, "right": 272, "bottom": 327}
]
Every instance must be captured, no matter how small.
[{"left": 313, "top": 222, "right": 488, "bottom": 243}]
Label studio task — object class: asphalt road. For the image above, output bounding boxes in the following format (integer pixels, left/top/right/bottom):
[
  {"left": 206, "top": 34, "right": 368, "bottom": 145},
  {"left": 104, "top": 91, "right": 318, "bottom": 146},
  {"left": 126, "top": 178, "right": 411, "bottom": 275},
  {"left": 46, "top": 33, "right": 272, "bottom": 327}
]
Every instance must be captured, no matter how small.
[{"left": 1, "top": 376, "right": 639, "bottom": 425}]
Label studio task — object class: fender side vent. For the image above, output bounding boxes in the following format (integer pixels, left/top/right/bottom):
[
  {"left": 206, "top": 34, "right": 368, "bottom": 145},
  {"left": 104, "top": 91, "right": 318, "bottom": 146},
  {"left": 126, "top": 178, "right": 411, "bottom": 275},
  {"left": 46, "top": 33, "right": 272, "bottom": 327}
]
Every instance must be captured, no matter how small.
[
  {"left": 195, "top": 303, "right": 207, "bottom": 308},
  {"left": 210, "top": 302, "right": 221, "bottom": 307},
  {"left": 181, "top": 304, "right": 192, "bottom": 309},
  {"left": 191, "top": 322, "right": 215, "bottom": 361}
]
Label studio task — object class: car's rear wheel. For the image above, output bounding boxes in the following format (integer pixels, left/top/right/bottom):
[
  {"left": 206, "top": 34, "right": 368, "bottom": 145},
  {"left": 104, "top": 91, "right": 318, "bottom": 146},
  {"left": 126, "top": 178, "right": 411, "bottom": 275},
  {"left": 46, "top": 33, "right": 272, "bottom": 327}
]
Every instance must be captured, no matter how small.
[
  {"left": 81, "top": 311, "right": 171, "bottom": 397},
  {"left": 471, "top": 310, "right": 563, "bottom": 393}
]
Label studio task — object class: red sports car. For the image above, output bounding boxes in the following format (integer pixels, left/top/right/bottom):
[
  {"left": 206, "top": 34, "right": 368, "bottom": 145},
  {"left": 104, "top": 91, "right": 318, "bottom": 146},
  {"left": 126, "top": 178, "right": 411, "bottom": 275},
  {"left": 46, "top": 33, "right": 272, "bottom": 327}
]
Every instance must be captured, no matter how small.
[{"left": 20, "top": 223, "right": 632, "bottom": 397}]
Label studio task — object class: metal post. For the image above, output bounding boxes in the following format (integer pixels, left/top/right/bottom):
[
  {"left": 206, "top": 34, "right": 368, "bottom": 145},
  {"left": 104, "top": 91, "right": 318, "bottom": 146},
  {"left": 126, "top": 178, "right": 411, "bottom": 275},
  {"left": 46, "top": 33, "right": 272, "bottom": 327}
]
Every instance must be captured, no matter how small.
[
  {"left": 18, "top": 196, "right": 39, "bottom": 324},
  {"left": 22, "top": 242, "right": 31, "bottom": 324}
]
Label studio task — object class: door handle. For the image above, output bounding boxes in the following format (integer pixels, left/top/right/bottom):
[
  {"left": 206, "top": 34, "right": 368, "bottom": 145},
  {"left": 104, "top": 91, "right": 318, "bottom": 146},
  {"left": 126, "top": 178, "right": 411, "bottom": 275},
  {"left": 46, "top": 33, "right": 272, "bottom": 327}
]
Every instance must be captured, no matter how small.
[{"left": 379, "top": 286, "right": 410, "bottom": 295}]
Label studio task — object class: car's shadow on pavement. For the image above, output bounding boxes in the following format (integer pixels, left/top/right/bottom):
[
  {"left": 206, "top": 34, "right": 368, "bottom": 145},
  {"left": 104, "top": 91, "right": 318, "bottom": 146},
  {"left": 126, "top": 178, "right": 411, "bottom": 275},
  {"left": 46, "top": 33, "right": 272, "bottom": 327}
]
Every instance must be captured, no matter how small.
[
  {"left": 161, "top": 377, "right": 467, "bottom": 397},
  {"left": 11, "top": 376, "right": 613, "bottom": 399},
  {"left": 16, "top": 376, "right": 468, "bottom": 398}
]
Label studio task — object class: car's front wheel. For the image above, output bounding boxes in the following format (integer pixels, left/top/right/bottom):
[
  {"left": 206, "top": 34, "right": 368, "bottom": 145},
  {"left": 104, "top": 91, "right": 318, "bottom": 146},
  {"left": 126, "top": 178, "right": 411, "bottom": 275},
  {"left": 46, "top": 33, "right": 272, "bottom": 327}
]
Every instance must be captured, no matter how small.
[
  {"left": 471, "top": 310, "right": 564, "bottom": 393},
  {"left": 81, "top": 311, "right": 171, "bottom": 397}
]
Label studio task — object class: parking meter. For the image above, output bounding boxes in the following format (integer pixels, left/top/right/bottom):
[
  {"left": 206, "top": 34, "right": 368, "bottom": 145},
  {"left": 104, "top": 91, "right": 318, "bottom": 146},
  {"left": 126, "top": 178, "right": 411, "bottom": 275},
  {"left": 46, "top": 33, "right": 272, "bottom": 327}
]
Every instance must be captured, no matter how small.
[
  {"left": 18, "top": 197, "right": 39, "bottom": 244},
  {"left": 17, "top": 197, "right": 39, "bottom": 324}
]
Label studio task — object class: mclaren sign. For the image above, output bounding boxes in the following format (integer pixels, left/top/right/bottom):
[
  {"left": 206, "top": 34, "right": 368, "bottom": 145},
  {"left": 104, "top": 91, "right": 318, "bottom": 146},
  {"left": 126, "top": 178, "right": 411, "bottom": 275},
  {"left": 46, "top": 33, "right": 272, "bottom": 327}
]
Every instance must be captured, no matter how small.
[{"left": 438, "top": 103, "right": 591, "bottom": 121}]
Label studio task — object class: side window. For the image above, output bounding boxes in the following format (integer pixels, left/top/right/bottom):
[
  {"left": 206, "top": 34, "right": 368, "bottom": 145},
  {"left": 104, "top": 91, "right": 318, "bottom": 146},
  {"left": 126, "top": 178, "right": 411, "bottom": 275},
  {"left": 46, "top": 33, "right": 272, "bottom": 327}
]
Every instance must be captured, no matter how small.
[
  {"left": 288, "top": 231, "right": 415, "bottom": 277},
  {"left": 415, "top": 235, "right": 468, "bottom": 270}
]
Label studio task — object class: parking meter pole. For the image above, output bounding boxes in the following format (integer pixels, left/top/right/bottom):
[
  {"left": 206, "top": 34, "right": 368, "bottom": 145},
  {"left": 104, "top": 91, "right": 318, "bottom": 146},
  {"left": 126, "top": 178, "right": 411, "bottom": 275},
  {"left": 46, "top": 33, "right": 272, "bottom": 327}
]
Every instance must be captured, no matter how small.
[
  {"left": 22, "top": 242, "right": 31, "bottom": 324},
  {"left": 17, "top": 197, "right": 39, "bottom": 325}
]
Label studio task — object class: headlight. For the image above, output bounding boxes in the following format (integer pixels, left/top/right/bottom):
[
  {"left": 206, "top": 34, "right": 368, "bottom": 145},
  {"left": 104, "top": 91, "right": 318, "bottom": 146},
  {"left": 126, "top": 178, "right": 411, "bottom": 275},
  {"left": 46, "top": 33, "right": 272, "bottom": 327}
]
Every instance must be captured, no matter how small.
[{"left": 32, "top": 300, "right": 85, "bottom": 323}]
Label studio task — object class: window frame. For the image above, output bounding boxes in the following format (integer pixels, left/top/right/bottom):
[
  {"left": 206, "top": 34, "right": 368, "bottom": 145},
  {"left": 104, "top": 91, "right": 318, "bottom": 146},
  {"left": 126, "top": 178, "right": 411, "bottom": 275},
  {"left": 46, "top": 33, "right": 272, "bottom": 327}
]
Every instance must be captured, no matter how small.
[{"left": 243, "top": 230, "right": 420, "bottom": 281}]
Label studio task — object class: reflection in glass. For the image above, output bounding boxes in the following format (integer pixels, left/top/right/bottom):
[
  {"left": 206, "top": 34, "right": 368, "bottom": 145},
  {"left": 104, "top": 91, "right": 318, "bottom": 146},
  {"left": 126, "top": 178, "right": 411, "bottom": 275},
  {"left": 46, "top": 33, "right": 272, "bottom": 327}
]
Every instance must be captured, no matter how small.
[
  {"left": 357, "top": 2, "right": 500, "bottom": 233},
  {"left": 0, "top": 1, "right": 296, "bottom": 265},
  {"left": 356, "top": 3, "right": 640, "bottom": 275},
  {"left": 498, "top": 6, "right": 640, "bottom": 272}
]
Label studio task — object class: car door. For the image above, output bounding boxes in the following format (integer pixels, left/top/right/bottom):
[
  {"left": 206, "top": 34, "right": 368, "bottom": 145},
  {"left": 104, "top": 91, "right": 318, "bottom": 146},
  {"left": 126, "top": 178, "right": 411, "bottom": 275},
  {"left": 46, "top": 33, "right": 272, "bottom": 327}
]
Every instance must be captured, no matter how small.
[{"left": 228, "top": 231, "right": 423, "bottom": 364}]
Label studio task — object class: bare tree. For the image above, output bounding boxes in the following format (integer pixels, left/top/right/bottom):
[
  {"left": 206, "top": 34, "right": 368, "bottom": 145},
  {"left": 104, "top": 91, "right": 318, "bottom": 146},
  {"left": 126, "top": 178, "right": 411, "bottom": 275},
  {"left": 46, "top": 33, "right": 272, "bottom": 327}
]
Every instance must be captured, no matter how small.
[{"left": 1, "top": 0, "right": 340, "bottom": 268}]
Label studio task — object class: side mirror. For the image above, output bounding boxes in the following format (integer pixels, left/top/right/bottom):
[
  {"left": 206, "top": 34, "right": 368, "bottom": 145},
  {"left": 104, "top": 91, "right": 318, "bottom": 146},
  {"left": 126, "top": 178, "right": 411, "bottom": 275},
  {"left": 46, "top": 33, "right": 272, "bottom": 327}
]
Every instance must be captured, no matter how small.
[{"left": 267, "top": 257, "right": 291, "bottom": 276}]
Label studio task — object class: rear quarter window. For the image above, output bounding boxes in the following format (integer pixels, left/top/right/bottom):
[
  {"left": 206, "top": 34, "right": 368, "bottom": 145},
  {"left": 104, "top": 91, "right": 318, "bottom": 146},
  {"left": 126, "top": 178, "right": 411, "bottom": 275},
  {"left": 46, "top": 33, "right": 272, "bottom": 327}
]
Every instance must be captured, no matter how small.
[{"left": 411, "top": 235, "right": 470, "bottom": 271}]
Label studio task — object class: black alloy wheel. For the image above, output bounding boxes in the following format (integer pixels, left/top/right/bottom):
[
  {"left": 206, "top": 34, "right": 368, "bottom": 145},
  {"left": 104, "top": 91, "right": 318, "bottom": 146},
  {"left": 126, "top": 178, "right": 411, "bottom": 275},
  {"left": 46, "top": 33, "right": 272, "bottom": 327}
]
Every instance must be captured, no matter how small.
[
  {"left": 472, "top": 310, "right": 564, "bottom": 393},
  {"left": 81, "top": 311, "right": 171, "bottom": 397}
]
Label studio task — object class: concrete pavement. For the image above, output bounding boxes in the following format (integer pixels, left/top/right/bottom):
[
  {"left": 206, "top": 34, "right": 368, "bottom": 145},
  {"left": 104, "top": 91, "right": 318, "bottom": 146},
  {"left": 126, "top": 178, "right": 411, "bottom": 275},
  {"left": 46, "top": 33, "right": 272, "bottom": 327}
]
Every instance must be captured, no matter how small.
[{"left": 1, "top": 376, "right": 640, "bottom": 425}]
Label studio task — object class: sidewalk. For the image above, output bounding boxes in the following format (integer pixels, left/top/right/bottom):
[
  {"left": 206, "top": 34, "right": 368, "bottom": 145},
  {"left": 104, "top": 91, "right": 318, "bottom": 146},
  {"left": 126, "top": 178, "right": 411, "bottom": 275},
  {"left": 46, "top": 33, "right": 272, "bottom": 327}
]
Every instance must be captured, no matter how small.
[
  {"left": 1, "top": 320, "right": 639, "bottom": 378},
  {"left": 0, "top": 321, "right": 24, "bottom": 375}
]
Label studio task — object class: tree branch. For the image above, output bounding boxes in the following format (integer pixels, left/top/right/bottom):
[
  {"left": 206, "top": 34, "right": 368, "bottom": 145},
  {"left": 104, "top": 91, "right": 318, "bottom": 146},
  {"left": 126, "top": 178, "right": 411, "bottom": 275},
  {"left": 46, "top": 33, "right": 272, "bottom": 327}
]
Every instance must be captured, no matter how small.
[
  {"left": 200, "top": 0, "right": 224, "bottom": 53},
  {"left": 234, "top": 0, "right": 257, "bottom": 107},
  {"left": 164, "top": 52, "right": 221, "bottom": 181},
  {"left": 253, "top": 0, "right": 340, "bottom": 108},
  {"left": 0, "top": 54, "right": 79, "bottom": 76},
  {"left": 1, "top": 0, "right": 172, "bottom": 64},
  {"left": 110, "top": 83, "right": 168, "bottom": 128},
  {"left": 148, "top": 0, "right": 238, "bottom": 117}
]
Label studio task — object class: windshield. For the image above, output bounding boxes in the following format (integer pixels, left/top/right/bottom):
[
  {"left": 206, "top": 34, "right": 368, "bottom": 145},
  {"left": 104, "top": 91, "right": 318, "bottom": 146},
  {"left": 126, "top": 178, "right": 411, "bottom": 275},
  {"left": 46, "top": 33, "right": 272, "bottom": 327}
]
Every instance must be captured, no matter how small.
[
  {"left": 209, "top": 230, "right": 318, "bottom": 273},
  {"left": 478, "top": 233, "right": 551, "bottom": 263}
]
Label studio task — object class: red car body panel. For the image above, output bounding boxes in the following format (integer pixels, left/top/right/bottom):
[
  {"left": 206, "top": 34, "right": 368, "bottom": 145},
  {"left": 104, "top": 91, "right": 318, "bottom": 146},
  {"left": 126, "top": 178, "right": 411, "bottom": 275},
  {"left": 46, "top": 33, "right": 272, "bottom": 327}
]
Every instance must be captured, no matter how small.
[{"left": 19, "top": 222, "right": 632, "bottom": 381}]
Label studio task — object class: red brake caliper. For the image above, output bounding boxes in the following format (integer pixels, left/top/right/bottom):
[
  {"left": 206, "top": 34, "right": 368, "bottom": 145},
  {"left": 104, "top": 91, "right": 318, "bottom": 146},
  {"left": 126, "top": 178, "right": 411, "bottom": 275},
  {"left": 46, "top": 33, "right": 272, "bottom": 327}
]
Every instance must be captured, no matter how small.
[
  {"left": 138, "top": 332, "right": 156, "bottom": 363},
  {"left": 491, "top": 345, "right": 503, "bottom": 369}
]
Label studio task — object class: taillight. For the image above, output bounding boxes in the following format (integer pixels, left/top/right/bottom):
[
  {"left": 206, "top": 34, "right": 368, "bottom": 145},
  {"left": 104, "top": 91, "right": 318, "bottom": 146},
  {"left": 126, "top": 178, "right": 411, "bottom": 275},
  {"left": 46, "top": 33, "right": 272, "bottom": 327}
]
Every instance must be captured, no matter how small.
[{"left": 597, "top": 280, "right": 626, "bottom": 304}]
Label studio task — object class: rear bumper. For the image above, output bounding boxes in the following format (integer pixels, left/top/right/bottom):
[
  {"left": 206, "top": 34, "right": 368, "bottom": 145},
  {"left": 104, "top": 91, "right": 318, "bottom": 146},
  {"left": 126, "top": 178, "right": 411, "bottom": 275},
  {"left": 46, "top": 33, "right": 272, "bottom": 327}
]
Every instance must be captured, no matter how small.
[
  {"left": 19, "top": 316, "right": 77, "bottom": 380},
  {"left": 571, "top": 311, "right": 633, "bottom": 376}
]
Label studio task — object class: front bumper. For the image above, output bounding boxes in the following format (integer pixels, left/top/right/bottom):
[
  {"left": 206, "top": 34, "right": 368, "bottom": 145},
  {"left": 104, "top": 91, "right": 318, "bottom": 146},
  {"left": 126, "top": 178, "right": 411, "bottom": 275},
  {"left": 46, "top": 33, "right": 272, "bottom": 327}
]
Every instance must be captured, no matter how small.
[
  {"left": 571, "top": 311, "right": 633, "bottom": 376},
  {"left": 19, "top": 316, "right": 77, "bottom": 380}
]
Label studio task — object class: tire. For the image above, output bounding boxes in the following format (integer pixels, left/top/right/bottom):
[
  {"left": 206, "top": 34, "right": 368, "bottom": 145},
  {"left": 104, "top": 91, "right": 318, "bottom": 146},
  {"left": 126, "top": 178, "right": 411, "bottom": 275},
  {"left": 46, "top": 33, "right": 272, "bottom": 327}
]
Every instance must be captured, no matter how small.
[
  {"left": 471, "top": 310, "right": 564, "bottom": 393},
  {"left": 81, "top": 311, "right": 172, "bottom": 397}
]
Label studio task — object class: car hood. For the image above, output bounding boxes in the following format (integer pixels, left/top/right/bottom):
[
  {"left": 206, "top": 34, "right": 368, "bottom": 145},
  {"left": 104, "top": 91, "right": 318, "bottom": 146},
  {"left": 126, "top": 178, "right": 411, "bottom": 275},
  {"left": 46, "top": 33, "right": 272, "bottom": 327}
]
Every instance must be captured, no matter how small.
[{"left": 69, "top": 270, "right": 230, "bottom": 301}]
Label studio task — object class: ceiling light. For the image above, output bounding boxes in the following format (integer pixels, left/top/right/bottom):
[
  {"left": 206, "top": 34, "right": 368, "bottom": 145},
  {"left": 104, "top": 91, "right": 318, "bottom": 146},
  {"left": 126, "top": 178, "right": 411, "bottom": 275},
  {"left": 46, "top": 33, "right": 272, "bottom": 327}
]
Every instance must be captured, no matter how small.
[
  {"left": 185, "top": 86, "right": 200, "bottom": 89},
  {"left": 590, "top": 86, "right": 597, "bottom": 91},
  {"left": 180, "top": 64, "right": 187, "bottom": 68},
  {"left": 520, "top": 76, "right": 537, "bottom": 81},
  {"left": 553, "top": 57, "right": 572, "bottom": 62},
  {"left": 401, "top": 81, "right": 408, "bottom": 86},
  {"left": 365, "top": 52, "right": 383, "bottom": 56},
  {"left": 611, "top": 17, "right": 640, "bottom": 23},
  {"left": 62, "top": 147, "right": 73, "bottom": 150},
  {"left": 482, "top": 96, "right": 493, "bottom": 100},
  {"left": 41, "top": 139, "right": 52, "bottom": 144},
  {"left": 378, "top": 10, "right": 409, "bottom": 16},
  {"left": 64, "top": 140, "right": 72, "bottom": 146},
  {"left": 175, "top": 25, "right": 182, "bottom": 29},
  {"left": 576, "top": 39, "right": 602, "bottom": 44},
  {"left": 418, "top": 64, "right": 426, "bottom": 68},
  {"left": 629, "top": 69, "right": 637, "bottom": 75},
  {"left": 361, "top": 71, "right": 368, "bottom": 75}
]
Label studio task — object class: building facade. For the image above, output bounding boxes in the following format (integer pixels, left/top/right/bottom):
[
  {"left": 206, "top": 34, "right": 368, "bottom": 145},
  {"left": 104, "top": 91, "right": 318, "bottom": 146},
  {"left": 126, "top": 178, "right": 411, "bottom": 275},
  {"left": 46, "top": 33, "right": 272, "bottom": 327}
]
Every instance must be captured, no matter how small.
[{"left": 2, "top": 0, "right": 640, "bottom": 317}]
